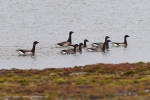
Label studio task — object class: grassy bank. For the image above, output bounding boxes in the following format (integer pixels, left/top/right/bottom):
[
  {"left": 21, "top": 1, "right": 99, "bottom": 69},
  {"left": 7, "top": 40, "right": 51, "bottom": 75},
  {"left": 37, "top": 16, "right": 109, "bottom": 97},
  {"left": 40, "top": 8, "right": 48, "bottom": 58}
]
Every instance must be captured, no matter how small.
[{"left": 0, "top": 62, "right": 150, "bottom": 100}]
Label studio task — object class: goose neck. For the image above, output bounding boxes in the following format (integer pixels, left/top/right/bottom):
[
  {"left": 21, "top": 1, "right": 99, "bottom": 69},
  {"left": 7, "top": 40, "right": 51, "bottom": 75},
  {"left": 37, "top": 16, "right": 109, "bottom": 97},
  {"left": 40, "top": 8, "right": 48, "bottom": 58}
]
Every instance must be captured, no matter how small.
[
  {"left": 79, "top": 45, "right": 82, "bottom": 52},
  {"left": 67, "top": 33, "right": 72, "bottom": 44},
  {"left": 102, "top": 42, "right": 106, "bottom": 52},
  {"left": 31, "top": 44, "right": 36, "bottom": 54},
  {"left": 124, "top": 37, "right": 127, "bottom": 45},
  {"left": 84, "top": 41, "right": 87, "bottom": 47}
]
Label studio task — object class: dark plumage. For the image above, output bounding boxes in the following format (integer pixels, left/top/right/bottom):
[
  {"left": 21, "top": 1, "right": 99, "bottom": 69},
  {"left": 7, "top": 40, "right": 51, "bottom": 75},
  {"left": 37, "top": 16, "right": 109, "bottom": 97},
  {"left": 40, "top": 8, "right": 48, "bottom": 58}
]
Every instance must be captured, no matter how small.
[
  {"left": 83, "top": 39, "right": 89, "bottom": 48},
  {"left": 68, "top": 39, "right": 89, "bottom": 49},
  {"left": 87, "top": 40, "right": 111, "bottom": 53},
  {"left": 111, "top": 35, "right": 130, "bottom": 47},
  {"left": 16, "top": 41, "right": 39, "bottom": 56},
  {"left": 56, "top": 31, "right": 74, "bottom": 47},
  {"left": 61, "top": 44, "right": 78, "bottom": 55},
  {"left": 91, "top": 36, "right": 110, "bottom": 48}
]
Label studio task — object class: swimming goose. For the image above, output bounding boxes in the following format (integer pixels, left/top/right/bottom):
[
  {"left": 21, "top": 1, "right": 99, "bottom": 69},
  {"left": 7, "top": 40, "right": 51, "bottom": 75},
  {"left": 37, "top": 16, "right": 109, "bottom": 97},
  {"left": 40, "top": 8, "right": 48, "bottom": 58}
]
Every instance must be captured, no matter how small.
[
  {"left": 68, "top": 39, "right": 89, "bottom": 49},
  {"left": 16, "top": 41, "right": 39, "bottom": 56},
  {"left": 61, "top": 44, "right": 78, "bottom": 55},
  {"left": 86, "top": 46, "right": 99, "bottom": 52},
  {"left": 56, "top": 31, "right": 74, "bottom": 47},
  {"left": 91, "top": 36, "right": 110, "bottom": 47},
  {"left": 87, "top": 40, "right": 111, "bottom": 52},
  {"left": 83, "top": 39, "right": 89, "bottom": 48},
  {"left": 111, "top": 35, "right": 130, "bottom": 47}
]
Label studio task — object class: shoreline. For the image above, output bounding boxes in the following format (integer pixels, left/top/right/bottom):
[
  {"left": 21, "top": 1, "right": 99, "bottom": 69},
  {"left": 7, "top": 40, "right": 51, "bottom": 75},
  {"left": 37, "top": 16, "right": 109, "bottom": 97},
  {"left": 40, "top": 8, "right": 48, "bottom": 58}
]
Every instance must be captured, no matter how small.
[{"left": 0, "top": 62, "right": 150, "bottom": 100}]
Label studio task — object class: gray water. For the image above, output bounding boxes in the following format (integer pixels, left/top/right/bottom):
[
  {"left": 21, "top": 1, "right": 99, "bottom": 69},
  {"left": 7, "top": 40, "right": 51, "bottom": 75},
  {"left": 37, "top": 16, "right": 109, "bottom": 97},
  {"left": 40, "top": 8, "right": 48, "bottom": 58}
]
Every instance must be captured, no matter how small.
[{"left": 0, "top": 0, "right": 150, "bottom": 69}]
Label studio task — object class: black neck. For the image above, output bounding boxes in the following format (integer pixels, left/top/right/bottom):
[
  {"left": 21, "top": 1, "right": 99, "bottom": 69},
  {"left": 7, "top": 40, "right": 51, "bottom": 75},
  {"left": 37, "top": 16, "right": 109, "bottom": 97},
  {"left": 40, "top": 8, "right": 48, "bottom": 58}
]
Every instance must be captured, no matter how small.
[
  {"left": 84, "top": 41, "right": 87, "bottom": 47},
  {"left": 102, "top": 42, "right": 106, "bottom": 52},
  {"left": 67, "top": 33, "right": 72, "bottom": 44},
  {"left": 73, "top": 46, "right": 77, "bottom": 52},
  {"left": 105, "top": 37, "right": 107, "bottom": 42},
  {"left": 124, "top": 37, "right": 127, "bottom": 45},
  {"left": 106, "top": 42, "right": 109, "bottom": 49},
  {"left": 79, "top": 45, "right": 82, "bottom": 52},
  {"left": 31, "top": 44, "right": 36, "bottom": 54}
]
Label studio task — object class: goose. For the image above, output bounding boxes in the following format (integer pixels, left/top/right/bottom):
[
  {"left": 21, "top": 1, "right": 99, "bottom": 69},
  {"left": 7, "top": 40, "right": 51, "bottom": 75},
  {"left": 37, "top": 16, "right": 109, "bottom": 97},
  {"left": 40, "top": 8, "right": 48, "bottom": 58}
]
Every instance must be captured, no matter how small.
[
  {"left": 68, "top": 39, "right": 89, "bottom": 49},
  {"left": 91, "top": 36, "right": 110, "bottom": 47},
  {"left": 16, "top": 41, "right": 39, "bottom": 56},
  {"left": 56, "top": 31, "right": 74, "bottom": 47},
  {"left": 83, "top": 39, "right": 89, "bottom": 48},
  {"left": 87, "top": 40, "right": 111, "bottom": 52},
  {"left": 86, "top": 46, "right": 99, "bottom": 52},
  {"left": 61, "top": 44, "right": 78, "bottom": 55},
  {"left": 111, "top": 35, "right": 130, "bottom": 47}
]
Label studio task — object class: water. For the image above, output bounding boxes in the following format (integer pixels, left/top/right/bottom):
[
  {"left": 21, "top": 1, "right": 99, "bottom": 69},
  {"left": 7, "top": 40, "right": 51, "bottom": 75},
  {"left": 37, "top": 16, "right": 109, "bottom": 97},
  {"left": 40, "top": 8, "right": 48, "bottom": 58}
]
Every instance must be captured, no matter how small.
[{"left": 0, "top": 0, "right": 150, "bottom": 69}]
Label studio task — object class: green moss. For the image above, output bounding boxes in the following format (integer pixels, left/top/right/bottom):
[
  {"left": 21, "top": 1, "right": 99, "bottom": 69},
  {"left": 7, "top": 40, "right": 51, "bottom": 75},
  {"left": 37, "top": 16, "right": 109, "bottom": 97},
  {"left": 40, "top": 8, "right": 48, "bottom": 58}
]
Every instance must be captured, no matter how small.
[
  {"left": 0, "top": 78, "right": 7, "bottom": 83},
  {"left": 135, "top": 62, "right": 145, "bottom": 65},
  {"left": 1, "top": 63, "right": 150, "bottom": 99},
  {"left": 75, "top": 77, "right": 87, "bottom": 84},
  {"left": 54, "top": 78, "right": 66, "bottom": 85},
  {"left": 17, "top": 79, "right": 29, "bottom": 85},
  {"left": 124, "top": 70, "right": 135, "bottom": 75},
  {"left": 104, "top": 93, "right": 114, "bottom": 98},
  {"left": 91, "top": 79, "right": 96, "bottom": 83},
  {"left": 138, "top": 75, "right": 150, "bottom": 82},
  {"left": 100, "top": 74, "right": 112, "bottom": 78},
  {"left": 99, "top": 80, "right": 106, "bottom": 85}
]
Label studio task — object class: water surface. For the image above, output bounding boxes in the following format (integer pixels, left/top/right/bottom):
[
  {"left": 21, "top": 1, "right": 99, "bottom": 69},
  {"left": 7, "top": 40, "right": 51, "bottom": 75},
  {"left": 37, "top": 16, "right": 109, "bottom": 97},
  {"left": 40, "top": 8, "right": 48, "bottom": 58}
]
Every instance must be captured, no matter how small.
[{"left": 0, "top": 0, "right": 150, "bottom": 69}]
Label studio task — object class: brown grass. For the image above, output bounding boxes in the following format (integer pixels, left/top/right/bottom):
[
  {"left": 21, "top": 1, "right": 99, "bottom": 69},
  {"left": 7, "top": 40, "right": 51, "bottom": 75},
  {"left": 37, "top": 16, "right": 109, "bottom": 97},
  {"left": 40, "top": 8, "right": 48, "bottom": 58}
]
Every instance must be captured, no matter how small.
[{"left": 0, "top": 62, "right": 150, "bottom": 100}]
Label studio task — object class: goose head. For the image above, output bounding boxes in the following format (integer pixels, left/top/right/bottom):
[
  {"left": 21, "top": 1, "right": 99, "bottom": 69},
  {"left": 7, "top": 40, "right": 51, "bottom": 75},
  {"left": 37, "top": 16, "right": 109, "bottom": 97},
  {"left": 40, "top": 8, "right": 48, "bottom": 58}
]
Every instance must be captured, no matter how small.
[
  {"left": 69, "top": 31, "right": 74, "bottom": 35},
  {"left": 79, "top": 43, "right": 84, "bottom": 47},
  {"left": 125, "top": 35, "right": 130, "bottom": 38},
  {"left": 84, "top": 39, "right": 89, "bottom": 42},
  {"left": 33, "top": 41, "right": 39, "bottom": 44},
  {"left": 33, "top": 41, "right": 39, "bottom": 46},
  {"left": 74, "top": 44, "right": 78, "bottom": 48},
  {"left": 105, "top": 36, "right": 110, "bottom": 40},
  {"left": 83, "top": 39, "right": 89, "bottom": 47}
]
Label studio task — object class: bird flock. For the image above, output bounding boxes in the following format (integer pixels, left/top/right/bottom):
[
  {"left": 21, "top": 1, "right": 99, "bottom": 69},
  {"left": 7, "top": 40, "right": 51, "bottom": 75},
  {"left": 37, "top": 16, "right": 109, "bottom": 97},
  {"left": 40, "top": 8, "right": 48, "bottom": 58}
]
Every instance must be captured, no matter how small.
[{"left": 16, "top": 31, "right": 130, "bottom": 56}]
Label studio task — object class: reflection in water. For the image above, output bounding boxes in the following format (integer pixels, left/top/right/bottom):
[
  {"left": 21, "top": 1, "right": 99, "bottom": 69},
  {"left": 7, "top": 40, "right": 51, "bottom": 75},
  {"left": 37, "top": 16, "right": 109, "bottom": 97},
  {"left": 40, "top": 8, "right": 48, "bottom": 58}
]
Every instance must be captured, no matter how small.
[{"left": 31, "top": 55, "right": 38, "bottom": 69}]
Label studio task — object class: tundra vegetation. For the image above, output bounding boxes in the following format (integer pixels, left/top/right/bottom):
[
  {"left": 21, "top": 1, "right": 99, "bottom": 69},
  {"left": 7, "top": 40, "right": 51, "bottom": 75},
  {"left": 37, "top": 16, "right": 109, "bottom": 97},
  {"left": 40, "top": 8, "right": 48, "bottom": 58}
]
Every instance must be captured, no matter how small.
[{"left": 0, "top": 62, "right": 150, "bottom": 100}]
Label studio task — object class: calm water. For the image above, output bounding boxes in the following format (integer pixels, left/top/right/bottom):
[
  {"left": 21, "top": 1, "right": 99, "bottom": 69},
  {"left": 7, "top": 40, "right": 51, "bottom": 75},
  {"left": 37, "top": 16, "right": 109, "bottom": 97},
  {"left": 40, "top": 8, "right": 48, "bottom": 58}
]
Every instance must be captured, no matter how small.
[{"left": 0, "top": 0, "right": 150, "bottom": 69}]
